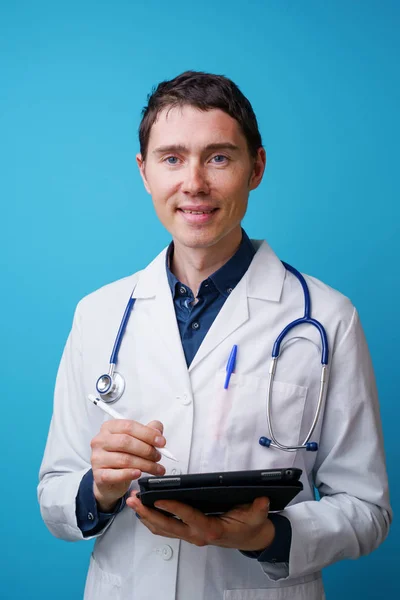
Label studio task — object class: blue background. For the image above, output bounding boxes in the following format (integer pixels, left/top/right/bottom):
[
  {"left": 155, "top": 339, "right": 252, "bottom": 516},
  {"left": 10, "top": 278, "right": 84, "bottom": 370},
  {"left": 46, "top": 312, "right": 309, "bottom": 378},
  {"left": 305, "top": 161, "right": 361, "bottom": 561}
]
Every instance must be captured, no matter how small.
[{"left": 1, "top": 1, "right": 399, "bottom": 597}]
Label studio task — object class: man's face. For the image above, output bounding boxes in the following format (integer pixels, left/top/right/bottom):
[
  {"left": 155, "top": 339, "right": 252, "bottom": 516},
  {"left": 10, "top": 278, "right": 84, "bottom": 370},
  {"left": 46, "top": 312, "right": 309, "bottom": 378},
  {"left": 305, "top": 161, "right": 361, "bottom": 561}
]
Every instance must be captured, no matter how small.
[{"left": 137, "top": 105, "right": 266, "bottom": 251}]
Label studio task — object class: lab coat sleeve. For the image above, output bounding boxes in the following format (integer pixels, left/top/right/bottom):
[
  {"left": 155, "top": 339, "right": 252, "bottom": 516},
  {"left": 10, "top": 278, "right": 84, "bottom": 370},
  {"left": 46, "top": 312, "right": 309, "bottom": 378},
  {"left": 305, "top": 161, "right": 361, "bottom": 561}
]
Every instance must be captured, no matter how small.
[
  {"left": 260, "top": 307, "right": 392, "bottom": 581},
  {"left": 37, "top": 303, "right": 114, "bottom": 542}
]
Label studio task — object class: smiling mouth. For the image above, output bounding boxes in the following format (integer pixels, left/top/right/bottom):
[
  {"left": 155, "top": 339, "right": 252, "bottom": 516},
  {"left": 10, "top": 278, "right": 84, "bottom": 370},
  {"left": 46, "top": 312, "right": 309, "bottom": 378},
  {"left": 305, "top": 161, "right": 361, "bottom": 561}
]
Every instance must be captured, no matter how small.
[{"left": 178, "top": 208, "right": 218, "bottom": 214}]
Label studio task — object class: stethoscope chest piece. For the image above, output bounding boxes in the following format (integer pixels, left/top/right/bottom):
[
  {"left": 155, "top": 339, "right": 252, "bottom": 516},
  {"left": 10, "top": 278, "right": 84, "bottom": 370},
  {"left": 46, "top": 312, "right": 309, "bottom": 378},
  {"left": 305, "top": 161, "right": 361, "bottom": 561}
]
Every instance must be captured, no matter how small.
[{"left": 96, "top": 372, "right": 125, "bottom": 404}]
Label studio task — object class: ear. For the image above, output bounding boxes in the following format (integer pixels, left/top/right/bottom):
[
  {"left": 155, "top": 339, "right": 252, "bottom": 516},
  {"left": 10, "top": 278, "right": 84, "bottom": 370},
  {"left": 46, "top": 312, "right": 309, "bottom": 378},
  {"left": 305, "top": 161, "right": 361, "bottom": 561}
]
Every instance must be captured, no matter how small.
[
  {"left": 136, "top": 153, "right": 151, "bottom": 194},
  {"left": 248, "top": 147, "right": 267, "bottom": 191}
]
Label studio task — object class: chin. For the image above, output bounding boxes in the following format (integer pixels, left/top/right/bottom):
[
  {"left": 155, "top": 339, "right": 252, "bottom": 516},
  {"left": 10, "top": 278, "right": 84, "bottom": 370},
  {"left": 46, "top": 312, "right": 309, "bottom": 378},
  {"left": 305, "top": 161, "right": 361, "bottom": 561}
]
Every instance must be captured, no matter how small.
[{"left": 175, "top": 230, "right": 221, "bottom": 250}]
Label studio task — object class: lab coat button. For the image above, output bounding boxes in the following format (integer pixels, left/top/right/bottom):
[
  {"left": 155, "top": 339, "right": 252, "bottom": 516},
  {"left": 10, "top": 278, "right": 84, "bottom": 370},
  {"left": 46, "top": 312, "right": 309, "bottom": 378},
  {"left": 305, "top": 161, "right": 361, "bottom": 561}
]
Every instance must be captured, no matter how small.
[
  {"left": 162, "top": 545, "right": 173, "bottom": 560},
  {"left": 171, "top": 468, "right": 182, "bottom": 475},
  {"left": 181, "top": 394, "right": 192, "bottom": 405}
]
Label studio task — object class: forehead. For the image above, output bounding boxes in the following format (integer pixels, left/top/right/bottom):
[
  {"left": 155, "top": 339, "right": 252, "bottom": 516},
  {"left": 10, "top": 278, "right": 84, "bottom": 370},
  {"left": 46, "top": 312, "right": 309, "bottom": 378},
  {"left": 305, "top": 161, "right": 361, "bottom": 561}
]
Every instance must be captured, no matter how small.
[{"left": 147, "top": 105, "right": 247, "bottom": 150}]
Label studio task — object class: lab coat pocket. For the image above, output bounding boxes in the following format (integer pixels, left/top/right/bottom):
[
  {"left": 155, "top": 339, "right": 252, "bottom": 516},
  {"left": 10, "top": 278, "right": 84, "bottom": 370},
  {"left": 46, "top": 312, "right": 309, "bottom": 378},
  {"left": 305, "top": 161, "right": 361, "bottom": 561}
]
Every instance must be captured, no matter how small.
[
  {"left": 207, "top": 370, "right": 307, "bottom": 472},
  {"left": 84, "top": 554, "right": 121, "bottom": 600},
  {"left": 223, "top": 577, "right": 324, "bottom": 599}
]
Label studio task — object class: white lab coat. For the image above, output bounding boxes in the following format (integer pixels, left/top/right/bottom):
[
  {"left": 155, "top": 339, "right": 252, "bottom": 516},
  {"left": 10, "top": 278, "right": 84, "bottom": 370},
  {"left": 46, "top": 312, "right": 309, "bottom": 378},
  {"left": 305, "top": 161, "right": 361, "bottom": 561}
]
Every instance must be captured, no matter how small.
[{"left": 38, "top": 240, "right": 391, "bottom": 600}]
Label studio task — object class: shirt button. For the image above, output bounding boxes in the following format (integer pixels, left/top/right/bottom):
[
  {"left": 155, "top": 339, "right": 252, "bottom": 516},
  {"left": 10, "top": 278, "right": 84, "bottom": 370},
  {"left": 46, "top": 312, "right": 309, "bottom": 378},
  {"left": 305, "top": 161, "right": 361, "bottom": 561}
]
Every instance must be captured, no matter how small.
[
  {"left": 191, "top": 321, "right": 200, "bottom": 330},
  {"left": 162, "top": 545, "right": 173, "bottom": 560},
  {"left": 179, "top": 286, "right": 187, "bottom": 295},
  {"left": 227, "top": 287, "right": 233, "bottom": 294},
  {"left": 87, "top": 512, "right": 94, "bottom": 521}
]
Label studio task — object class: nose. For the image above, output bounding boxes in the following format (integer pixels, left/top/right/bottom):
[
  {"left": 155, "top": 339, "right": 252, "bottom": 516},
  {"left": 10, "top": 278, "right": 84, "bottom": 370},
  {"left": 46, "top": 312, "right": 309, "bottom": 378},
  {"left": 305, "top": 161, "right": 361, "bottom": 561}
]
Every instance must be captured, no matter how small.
[{"left": 181, "top": 163, "right": 210, "bottom": 196}]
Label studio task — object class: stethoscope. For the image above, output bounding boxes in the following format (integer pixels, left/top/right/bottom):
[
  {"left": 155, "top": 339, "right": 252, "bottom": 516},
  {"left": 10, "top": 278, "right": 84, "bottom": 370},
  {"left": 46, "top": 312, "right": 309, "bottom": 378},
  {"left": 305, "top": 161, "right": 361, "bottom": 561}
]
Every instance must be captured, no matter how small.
[
  {"left": 258, "top": 262, "right": 329, "bottom": 452},
  {"left": 96, "top": 262, "right": 329, "bottom": 453}
]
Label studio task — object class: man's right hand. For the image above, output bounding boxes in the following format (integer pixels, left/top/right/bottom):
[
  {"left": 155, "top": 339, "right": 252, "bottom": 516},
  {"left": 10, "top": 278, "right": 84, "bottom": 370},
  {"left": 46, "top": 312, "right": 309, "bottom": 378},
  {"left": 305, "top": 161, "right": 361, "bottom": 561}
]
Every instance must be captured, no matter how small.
[{"left": 90, "top": 419, "right": 166, "bottom": 512}]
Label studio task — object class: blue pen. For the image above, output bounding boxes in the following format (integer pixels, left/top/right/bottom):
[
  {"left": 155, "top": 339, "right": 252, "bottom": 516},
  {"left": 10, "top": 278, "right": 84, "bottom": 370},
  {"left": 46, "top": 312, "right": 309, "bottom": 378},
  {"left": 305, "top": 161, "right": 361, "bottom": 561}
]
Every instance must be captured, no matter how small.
[{"left": 224, "top": 344, "right": 237, "bottom": 389}]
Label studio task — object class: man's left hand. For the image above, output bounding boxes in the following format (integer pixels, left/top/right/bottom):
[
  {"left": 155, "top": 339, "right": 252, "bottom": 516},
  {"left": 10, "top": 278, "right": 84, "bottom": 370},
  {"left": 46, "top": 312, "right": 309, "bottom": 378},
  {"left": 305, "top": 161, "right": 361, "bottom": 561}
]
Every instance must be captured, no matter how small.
[{"left": 126, "top": 492, "right": 275, "bottom": 551}]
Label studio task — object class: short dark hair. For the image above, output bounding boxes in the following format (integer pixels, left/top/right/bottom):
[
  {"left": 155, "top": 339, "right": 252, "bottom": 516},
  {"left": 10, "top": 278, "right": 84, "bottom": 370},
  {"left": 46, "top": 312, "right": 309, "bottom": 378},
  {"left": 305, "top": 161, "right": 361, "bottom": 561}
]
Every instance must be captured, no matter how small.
[{"left": 139, "top": 70, "right": 263, "bottom": 160}]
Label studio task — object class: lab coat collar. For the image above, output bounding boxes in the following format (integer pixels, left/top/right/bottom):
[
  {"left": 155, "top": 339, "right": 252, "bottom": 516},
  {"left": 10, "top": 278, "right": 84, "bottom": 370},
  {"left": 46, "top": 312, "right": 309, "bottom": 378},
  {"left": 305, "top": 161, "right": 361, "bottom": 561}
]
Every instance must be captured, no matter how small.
[
  {"left": 132, "top": 239, "right": 286, "bottom": 303},
  {"left": 131, "top": 240, "right": 286, "bottom": 372},
  {"left": 189, "top": 240, "right": 286, "bottom": 370},
  {"left": 246, "top": 240, "right": 286, "bottom": 302},
  {"left": 131, "top": 250, "right": 167, "bottom": 299}
]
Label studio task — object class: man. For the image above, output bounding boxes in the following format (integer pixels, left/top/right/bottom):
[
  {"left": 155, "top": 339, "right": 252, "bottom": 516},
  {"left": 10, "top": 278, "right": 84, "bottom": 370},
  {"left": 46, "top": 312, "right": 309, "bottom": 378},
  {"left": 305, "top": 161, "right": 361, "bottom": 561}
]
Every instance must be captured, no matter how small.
[{"left": 38, "top": 71, "right": 391, "bottom": 600}]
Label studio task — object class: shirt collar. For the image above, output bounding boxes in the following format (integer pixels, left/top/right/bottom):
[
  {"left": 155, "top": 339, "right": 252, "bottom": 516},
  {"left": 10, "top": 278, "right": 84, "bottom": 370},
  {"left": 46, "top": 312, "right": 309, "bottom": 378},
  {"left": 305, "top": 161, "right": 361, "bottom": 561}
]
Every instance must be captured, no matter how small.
[
  {"left": 165, "top": 247, "right": 182, "bottom": 297},
  {"left": 165, "top": 229, "right": 256, "bottom": 299}
]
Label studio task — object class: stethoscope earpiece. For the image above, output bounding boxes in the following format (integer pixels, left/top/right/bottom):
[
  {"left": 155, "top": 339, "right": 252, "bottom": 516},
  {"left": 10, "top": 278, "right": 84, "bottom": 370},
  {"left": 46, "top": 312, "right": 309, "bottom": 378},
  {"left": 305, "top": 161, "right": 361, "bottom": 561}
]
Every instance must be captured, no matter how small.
[
  {"left": 305, "top": 442, "right": 318, "bottom": 452},
  {"left": 259, "top": 436, "right": 272, "bottom": 448}
]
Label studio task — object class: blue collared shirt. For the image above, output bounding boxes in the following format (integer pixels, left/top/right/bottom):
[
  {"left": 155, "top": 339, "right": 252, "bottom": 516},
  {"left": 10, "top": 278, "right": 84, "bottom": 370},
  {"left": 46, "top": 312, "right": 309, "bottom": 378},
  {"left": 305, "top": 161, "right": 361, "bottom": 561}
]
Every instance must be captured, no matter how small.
[
  {"left": 165, "top": 229, "right": 256, "bottom": 367},
  {"left": 75, "top": 230, "right": 291, "bottom": 562}
]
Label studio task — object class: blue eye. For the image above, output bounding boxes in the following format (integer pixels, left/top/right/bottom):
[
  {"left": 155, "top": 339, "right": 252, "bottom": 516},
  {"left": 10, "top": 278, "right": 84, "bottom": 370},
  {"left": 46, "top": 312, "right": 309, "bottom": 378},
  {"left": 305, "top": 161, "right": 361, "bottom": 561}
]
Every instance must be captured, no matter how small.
[
  {"left": 212, "top": 155, "right": 228, "bottom": 164},
  {"left": 165, "top": 156, "right": 179, "bottom": 165}
]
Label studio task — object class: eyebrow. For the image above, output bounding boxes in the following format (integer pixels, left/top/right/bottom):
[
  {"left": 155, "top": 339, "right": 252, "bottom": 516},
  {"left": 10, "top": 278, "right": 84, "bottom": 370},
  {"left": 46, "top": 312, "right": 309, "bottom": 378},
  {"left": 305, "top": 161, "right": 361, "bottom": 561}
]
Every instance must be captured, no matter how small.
[{"left": 152, "top": 142, "right": 241, "bottom": 155}]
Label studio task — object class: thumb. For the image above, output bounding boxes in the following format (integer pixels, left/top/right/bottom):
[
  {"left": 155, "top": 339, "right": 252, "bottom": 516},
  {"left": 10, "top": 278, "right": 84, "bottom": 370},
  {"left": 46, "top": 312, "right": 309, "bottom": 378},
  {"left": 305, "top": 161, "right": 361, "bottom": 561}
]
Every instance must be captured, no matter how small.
[
  {"left": 251, "top": 497, "right": 270, "bottom": 522},
  {"left": 146, "top": 420, "right": 164, "bottom": 435},
  {"left": 228, "top": 496, "right": 270, "bottom": 524}
]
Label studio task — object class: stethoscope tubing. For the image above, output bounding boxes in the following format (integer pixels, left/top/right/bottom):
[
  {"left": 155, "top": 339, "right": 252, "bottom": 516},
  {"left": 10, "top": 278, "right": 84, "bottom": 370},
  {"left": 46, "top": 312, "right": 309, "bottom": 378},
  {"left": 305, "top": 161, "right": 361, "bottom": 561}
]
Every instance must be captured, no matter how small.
[
  {"left": 109, "top": 296, "right": 136, "bottom": 371},
  {"left": 261, "top": 262, "right": 330, "bottom": 452},
  {"left": 95, "top": 296, "right": 136, "bottom": 403},
  {"left": 265, "top": 359, "right": 328, "bottom": 451},
  {"left": 279, "top": 261, "right": 329, "bottom": 364}
]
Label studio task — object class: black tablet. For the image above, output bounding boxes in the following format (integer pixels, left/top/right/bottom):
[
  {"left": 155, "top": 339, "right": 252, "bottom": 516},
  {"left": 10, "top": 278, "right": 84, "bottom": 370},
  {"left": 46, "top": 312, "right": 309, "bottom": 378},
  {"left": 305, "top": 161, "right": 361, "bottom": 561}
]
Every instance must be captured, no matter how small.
[{"left": 138, "top": 468, "right": 302, "bottom": 515}]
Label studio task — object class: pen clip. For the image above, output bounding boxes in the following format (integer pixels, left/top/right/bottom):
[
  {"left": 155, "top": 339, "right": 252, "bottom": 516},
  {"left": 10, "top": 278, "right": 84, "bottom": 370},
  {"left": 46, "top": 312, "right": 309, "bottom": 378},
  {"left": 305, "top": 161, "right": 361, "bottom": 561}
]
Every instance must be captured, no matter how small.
[{"left": 224, "top": 344, "right": 237, "bottom": 389}]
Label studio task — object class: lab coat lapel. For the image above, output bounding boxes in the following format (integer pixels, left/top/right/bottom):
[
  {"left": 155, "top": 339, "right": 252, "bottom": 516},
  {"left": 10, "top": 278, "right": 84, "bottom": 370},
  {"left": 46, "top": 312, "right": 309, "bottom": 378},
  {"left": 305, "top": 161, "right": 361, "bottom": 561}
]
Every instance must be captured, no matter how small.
[
  {"left": 189, "top": 240, "right": 286, "bottom": 372},
  {"left": 132, "top": 248, "right": 191, "bottom": 386},
  {"left": 188, "top": 276, "right": 249, "bottom": 371},
  {"left": 131, "top": 241, "right": 286, "bottom": 377}
]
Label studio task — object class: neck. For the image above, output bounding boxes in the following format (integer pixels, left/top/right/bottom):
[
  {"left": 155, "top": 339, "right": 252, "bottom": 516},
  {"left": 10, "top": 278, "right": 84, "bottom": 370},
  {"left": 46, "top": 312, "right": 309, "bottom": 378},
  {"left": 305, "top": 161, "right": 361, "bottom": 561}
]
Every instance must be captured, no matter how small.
[{"left": 171, "top": 229, "right": 243, "bottom": 297}]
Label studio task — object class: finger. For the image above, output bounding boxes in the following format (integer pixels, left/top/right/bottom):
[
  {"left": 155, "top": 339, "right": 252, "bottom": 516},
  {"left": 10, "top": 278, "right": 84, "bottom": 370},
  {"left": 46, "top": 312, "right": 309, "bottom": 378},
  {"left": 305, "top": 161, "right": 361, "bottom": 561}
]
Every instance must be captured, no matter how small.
[
  {"left": 101, "top": 419, "right": 166, "bottom": 447},
  {"left": 154, "top": 500, "right": 204, "bottom": 524},
  {"left": 127, "top": 496, "right": 189, "bottom": 538},
  {"left": 253, "top": 496, "right": 270, "bottom": 514},
  {"left": 95, "top": 434, "right": 163, "bottom": 463},
  {"left": 94, "top": 468, "right": 141, "bottom": 486},
  {"left": 223, "top": 497, "right": 270, "bottom": 526},
  {"left": 237, "top": 497, "right": 270, "bottom": 523},
  {"left": 146, "top": 420, "right": 164, "bottom": 436},
  {"left": 129, "top": 494, "right": 219, "bottom": 545},
  {"left": 92, "top": 450, "right": 166, "bottom": 476},
  {"left": 153, "top": 500, "right": 221, "bottom": 541},
  {"left": 154, "top": 500, "right": 227, "bottom": 545},
  {"left": 136, "top": 515, "right": 180, "bottom": 539}
]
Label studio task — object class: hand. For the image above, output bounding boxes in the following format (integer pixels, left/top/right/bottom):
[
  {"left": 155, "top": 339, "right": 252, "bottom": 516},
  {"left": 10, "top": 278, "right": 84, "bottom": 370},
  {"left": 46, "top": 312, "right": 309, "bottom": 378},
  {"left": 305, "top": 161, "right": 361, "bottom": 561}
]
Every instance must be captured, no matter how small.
[
  {"left": 90, "top": 419, "right": 166, "bottom": 512},
  {"left": 127, "top": 493, "right": 275, "bottom": 552}
]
